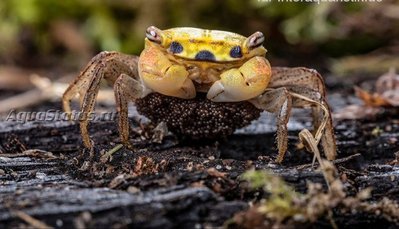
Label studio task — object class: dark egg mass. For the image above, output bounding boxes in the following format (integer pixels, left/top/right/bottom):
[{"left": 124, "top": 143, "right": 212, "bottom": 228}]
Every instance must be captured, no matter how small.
[{"left": 135, "top": 93, "right": 262, "bottom": 139}]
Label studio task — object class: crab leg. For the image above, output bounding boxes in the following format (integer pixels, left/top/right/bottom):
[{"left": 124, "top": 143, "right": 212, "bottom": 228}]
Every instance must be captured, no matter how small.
[
  {"left": 289, "top": 90, "right": 335, "bottom": 160},
  {"left": 62, "top": 51, "right": 140, "bottom": 148},
  {"left": 251, "top": 87, "right": 334, "bottom": 163},
  {"left": 251, "top": 88, "right": 292, "bottom": 162},
  {"left": 114, "top": 74, "right": 144, "bottom": 147},
  {"left": 268, "top": 67, "right": 326, "bottom": 94},
  {"left": 271, "top": 67, "right": 336, "bottom": 161},
  {"left": 257, "top": 67, "right": 336, "bottom": 162},
  {"left": 207, "top": 56, "right": 271, "bottom": 102}
]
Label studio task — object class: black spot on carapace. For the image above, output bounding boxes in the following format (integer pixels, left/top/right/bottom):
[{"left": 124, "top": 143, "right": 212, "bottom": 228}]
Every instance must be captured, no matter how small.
[
  {"left": 229, "top": 46, "right": 242, "bottom": 58},
  {"left": 195, "top": 50, "right": 215, "bottom": 61},
  {"left": 169, "top": 41, "right": 183, "bottom": 54}
]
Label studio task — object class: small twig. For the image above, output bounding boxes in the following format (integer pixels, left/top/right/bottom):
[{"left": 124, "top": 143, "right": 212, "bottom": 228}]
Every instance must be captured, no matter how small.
[
  {"left": 0, "top": 74, "right": 115, "bottom": 114},
  {"left": 0, "top": 149, "right": 58, "bottom": 160},
  {"left": 100, "top": 144, "right": 123, "bottom": 162},
  {"left": 0, "top": 89, "right": 44, "bottom": 113},
  {"left": 296, "top": 153, "right": 361, "bottom": 170},
  {"left": 0, "top": 74, "right": 65, "bottom": 113},
  {"left": 331, "top": 153, "right": 362, "bottom": 164},
  {"left": 13, "top": 210, "right": 53, "bottom": 229}
]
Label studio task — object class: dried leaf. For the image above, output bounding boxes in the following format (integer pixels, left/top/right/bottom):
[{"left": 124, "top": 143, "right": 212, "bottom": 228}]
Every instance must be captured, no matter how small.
[
  {"left": 334, "top": 68, "right": 399, "bottom": 120},
  {"left": 354, "top": 86, "right": 391, "bottom": 107},
  {"left": 355, "top": 68, "right": 399, "bottom": 107}
]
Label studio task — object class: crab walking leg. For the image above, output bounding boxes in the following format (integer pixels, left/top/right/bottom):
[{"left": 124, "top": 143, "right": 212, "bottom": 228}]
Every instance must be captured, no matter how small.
[
  {"left": 298, "top": 129, "right": 328, "bottom": 181},
  {"left": 289, "top": 91, "right": 336, "bottom": 160},
  {"left": 280, "top": 86, "right": 327, "bottom": 140},
  {"left": 114, "top": 74, "right": 144, "bottom": 147},
  {"left": 251, "top": 87, "right": 334, "bottom": 162},
  {"left": 269, "top": 67, "right": 326, "bottom": 94},
  {"left": 314, "top": 102, "right": 335, "bottom": 160},
  {"left": 63, "top": 52, "right": 107, "bottom": 118},
  {"left": 63, "top": 52, "right": 136, "bottom": 117},
  {"left": 207, "top": 56, "right": 271, "bottom": 102},
  {"left": 269, "top": 67, "right": 336, "bottom": 161},
  {"left": 139, "top": 46, "right": 196, "bottom": 99},
  {"left": 250, "top": 88, "right": 293, "bottom": 163},
  {"left": 62, "top": 51, "right": 139, "bottom": 148}
]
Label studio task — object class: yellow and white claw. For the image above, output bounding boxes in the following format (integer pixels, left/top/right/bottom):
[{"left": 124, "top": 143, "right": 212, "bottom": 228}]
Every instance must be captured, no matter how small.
[
  {"left": 139, "top": 46, "right": 196, "bottom": 99},
  {"left": 207, "top": 56, "right": 271, "bottom": 102}
]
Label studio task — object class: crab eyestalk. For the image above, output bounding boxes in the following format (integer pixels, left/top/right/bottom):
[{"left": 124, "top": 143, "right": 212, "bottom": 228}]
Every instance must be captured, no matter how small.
[
  {"left": 245, "top": 31, "right": 265, "bottom": 49},
  {"left": 146, "top": 26, "right": 170, "bottom": 47},
  {"left": 242, "top": 31, "right": 267, "bottom": 57}
]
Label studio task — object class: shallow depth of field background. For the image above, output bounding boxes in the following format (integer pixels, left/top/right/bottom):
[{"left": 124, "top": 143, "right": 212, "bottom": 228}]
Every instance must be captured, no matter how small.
[{"left": 0, "top": 0, "right": 397, "bottom": 77}]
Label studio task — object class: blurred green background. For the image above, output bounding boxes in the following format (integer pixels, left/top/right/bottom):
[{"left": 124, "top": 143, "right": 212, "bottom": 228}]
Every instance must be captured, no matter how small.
[{"left": 0, "top": 0, "right": 398, "bottom": 75}]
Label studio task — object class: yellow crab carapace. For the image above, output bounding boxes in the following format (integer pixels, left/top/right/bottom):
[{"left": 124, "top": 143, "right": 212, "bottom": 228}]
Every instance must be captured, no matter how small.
[
  {"left": 139, "top": 26, "right": 272, "bottom": 102},
  {"left": 63, "top": 26, "right": 337, "bottom": 163}
]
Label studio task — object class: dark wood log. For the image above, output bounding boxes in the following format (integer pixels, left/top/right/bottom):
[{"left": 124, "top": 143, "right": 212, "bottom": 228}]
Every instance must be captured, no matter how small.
[{"left": 0, "top": 94, "right": 398, "bottom": 228}]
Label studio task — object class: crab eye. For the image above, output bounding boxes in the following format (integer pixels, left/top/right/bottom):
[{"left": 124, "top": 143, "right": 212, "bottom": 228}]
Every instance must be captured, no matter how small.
[
  {"left": 246, "top": 31, "right": 265, "bottom": 49},
  {"left": 229, "top": 46, "right": 242, "bottom": 58},
  {"left": 146, "top": 26, "right": 163, "bottom": 44},
  {"left": 169, "top": 41, "right": 183, "bottom": 54}
]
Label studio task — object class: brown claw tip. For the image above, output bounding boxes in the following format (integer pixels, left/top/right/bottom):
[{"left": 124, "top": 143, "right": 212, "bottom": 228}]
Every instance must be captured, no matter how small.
[
  {"left": 275, "top": 157, "right": 283, "bottom": 164},
  {"left": 83, "top": 138, "right": 94, "bottom": 149},
  {"left": 296, "top": 142, "right": 305, "bottom": 150},
  {"left": 123, "top": 142, "right": 135, "bottom": 151},
  {"left": 65, "top": 113, "right": 74, "bottom": 122}
]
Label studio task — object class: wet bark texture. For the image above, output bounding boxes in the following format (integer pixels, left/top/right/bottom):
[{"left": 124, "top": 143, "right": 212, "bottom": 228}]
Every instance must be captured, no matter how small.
[{"left": 0, "top": 87, "right": 399, "bottom": 228}]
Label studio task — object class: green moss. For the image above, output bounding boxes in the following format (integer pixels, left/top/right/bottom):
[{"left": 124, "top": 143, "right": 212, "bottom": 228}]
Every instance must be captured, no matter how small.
[{"left": 241, "top": 170, "right": 303, "bottom": 221}]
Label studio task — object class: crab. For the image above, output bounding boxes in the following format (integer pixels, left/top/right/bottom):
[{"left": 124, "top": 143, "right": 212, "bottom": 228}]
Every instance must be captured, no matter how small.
[{"left": 62, "top": 26, "right": 336, "bottom": 163}]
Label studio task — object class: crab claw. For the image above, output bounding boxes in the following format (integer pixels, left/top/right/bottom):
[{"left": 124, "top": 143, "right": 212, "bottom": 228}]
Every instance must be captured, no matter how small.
[
  {"left": 141, "top": 64, "right": 196, "bottom": 99},
  {"left": 139, "top": 46, "right": 196, "bottom": 99},
  {"left": 207, "top": 56, "right": 271, "bottom": 102}
]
